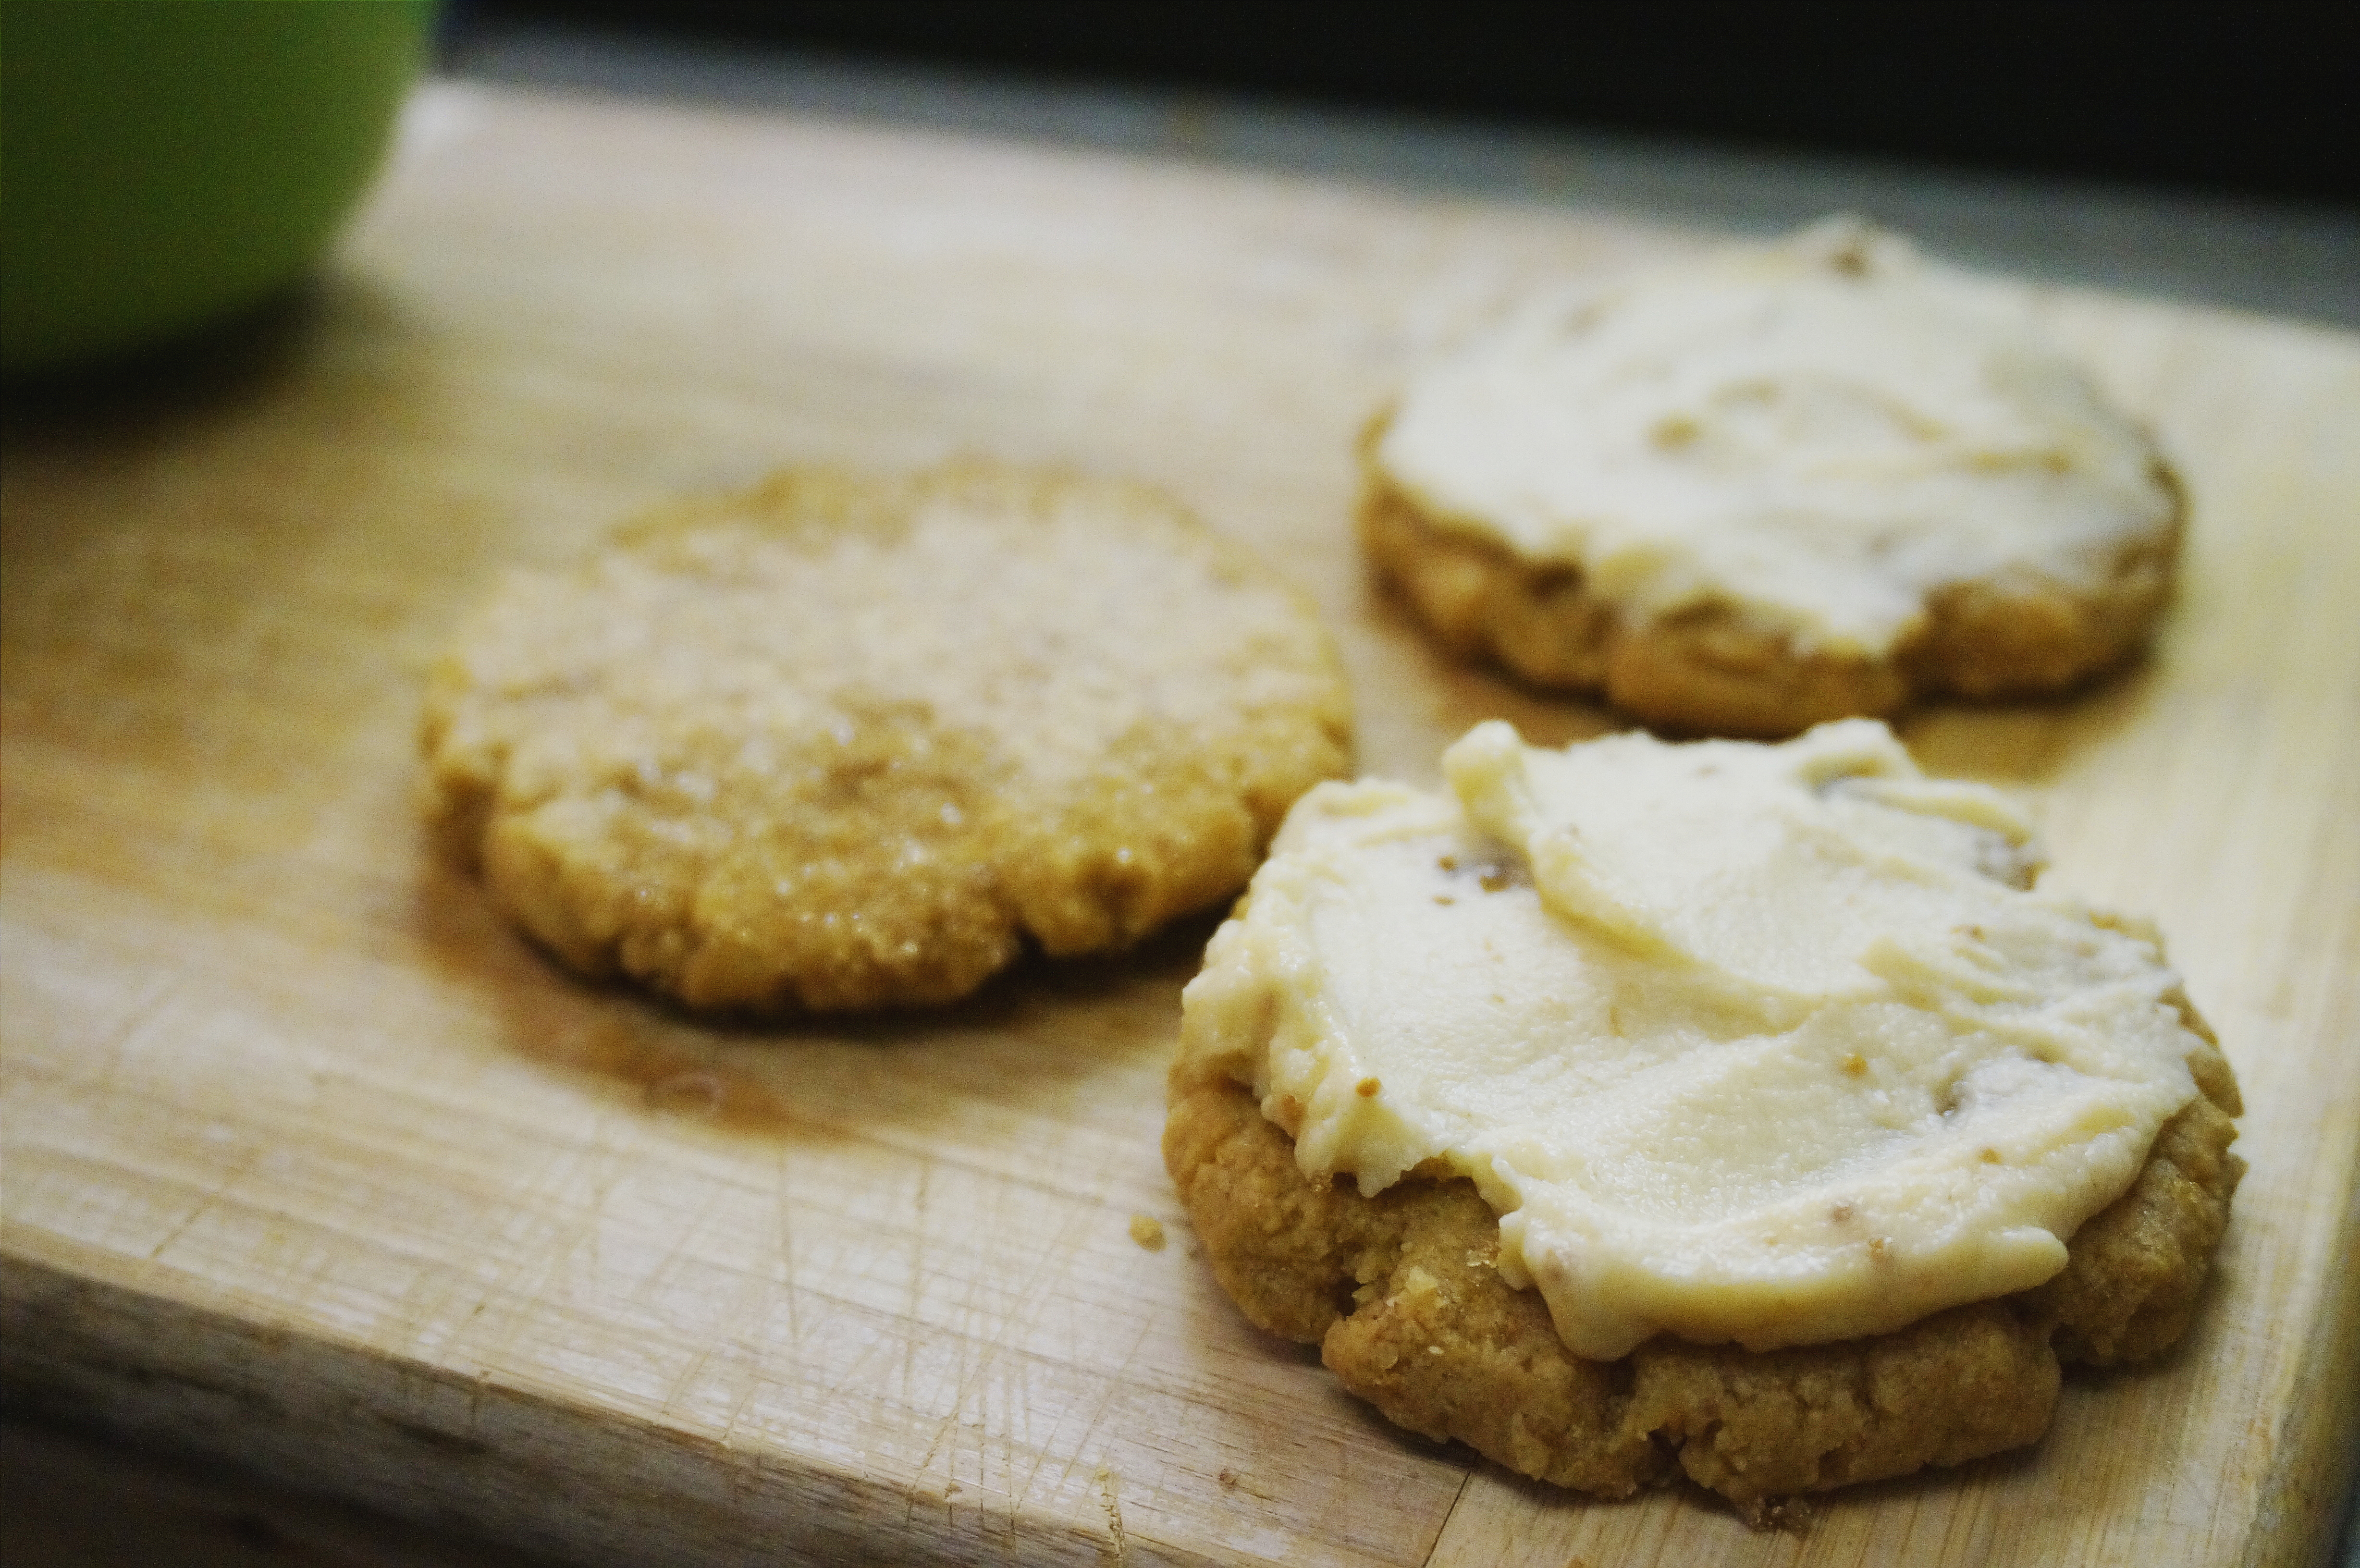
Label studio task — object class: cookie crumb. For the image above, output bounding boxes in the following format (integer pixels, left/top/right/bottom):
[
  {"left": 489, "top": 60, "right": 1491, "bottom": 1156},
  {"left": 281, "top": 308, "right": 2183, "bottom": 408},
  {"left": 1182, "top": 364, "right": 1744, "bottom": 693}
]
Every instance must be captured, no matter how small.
[
  {"left": 1356, "top": 1077, "right": 1382, "bottom": 1098},
  {"left": 1749, "top": 1494, "right": 1815, "bottom": 1531},
  {"left": 1128, "top": 1214, "right": 1167, "bottom": 1250}
]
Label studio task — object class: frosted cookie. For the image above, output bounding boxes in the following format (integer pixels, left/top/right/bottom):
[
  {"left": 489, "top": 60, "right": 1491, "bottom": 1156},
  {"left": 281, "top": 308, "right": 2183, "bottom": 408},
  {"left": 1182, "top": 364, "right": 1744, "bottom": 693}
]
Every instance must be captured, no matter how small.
[
  {"left": 422, "top": 460, "right": 1352, "bottom": 1011},
  {"left": 1362, "top": 220, "right": 2184, "bottom": 735},
  {"left": 1165, "top": 720, "right": 2241, "bottom": 1511}
]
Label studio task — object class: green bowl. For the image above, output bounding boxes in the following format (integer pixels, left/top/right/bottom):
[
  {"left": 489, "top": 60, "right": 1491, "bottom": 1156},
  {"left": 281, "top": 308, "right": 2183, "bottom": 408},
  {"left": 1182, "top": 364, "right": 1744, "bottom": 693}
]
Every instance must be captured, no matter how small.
[{"left": 1, "top": 0, "right": 434, "bottom": 376}]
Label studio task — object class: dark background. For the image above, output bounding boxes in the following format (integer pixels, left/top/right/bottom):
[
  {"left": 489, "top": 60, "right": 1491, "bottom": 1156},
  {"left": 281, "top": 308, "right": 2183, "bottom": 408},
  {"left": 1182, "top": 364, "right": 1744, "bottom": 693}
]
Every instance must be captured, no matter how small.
[{"left": 453, "top": 2, "right": 2358, "bottom": 204}]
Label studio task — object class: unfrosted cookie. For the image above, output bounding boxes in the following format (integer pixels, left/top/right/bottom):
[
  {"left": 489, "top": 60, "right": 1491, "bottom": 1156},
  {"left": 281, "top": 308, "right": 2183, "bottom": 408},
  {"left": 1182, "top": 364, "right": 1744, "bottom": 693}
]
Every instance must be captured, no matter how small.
[
  {"left": 1362, "top": 220, "right": 2184, "bottom": 736},
  {"left": 421, "top": 460, "right": 1352, "bottom": 1011},
  {"left": 1165, "top": 720, "right": 2242, "bottom": 1511}
]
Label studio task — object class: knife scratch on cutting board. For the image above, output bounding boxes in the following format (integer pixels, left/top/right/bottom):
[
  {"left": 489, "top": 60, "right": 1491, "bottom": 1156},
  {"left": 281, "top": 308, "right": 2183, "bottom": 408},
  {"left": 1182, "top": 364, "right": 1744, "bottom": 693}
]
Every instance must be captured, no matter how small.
[
  {"left": 773, "top": 1145, "right": 802, "bottom": 1353},
  {"left": 905, "top": 1151, "right": 938, "bottom": 1476},
  {"left": 142, "top": 1141, "right": 266, "bottom": 1262},
  {"left": 1095, "top": 1463, "right": 1127, "bottom": 1564},
  {"left": 87, "top": 969, "right": 183, "bottom": 1097}
]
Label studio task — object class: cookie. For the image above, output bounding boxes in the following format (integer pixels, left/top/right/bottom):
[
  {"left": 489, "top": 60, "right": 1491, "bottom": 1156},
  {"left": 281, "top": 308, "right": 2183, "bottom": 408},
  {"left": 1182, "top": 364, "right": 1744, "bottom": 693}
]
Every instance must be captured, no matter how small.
[
  {"left": 1166, "top": 1068, "right": 2240, "bottom": 1512},
  {"left": 1165, "top": 720, "right": 2242, "bottom": 1511},
  {"left": 421, "top": 460, "right": 1352, "bottom": 1011},
  {"left": 1362, "top": 219, "right": 2184, "bottom": 736}
]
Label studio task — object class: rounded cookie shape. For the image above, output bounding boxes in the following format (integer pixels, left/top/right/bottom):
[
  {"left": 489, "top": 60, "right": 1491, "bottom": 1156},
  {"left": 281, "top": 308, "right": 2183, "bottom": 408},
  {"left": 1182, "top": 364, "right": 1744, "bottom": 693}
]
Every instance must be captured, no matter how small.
[
  {"left": 421, "top": 460, "right": 1352, "bottom": 1011},
  {"left": 1164, "top": 719, "right": 2245, "bottom": 1509},
  {"left": 1363, "top": 220, "right": 2183, "bottom": 736}
]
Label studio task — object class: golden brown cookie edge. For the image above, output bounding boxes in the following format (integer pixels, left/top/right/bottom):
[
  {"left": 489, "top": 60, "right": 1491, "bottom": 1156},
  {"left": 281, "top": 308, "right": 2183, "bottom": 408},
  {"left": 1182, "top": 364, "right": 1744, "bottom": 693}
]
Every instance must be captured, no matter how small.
[
  {"left": 1164, "top": 1014, "right": 2241, "bottom": 1510},
  {"left": 1355, "top": 413, "right": 2183, "bottom": 737}
]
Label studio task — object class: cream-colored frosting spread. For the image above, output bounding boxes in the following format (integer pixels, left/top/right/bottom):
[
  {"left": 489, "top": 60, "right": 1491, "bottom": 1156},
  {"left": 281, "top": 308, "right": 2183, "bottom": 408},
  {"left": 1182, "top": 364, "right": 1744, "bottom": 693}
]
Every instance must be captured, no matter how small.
[
  {"left": 1177, "top": 720, "right": 2206, "bottom": 1358},
  {"left": 1374, "top": 219, "right": 2176, "bottom": 656}
]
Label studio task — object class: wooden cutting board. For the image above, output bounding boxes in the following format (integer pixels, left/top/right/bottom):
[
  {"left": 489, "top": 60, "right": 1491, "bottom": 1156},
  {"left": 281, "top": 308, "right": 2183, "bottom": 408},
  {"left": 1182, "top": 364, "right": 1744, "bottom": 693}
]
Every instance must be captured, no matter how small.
[{"left": 3, "top": 82, "right": 2354, "bottom": 1568}]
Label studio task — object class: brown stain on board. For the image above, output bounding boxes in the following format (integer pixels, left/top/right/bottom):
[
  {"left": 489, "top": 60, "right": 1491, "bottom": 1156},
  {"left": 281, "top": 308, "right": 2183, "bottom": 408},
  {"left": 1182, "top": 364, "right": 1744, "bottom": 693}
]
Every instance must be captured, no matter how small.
[
  {"left": 411, "top": 824, "right": 1208, "bottom": 1144},
  {"left": 515, "top": 1011, "right": 809, "bottom": 1139}
]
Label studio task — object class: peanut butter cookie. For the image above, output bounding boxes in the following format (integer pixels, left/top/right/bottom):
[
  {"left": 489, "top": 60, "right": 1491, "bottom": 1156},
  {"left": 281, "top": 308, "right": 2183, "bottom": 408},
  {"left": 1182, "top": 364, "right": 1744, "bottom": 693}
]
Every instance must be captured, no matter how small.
[
  {"left": 423, "top": 460, "right": 1352, "bottom": 1011},
  {"left": 1363, "top": 220, "right": 2182, "bottom": 735}
]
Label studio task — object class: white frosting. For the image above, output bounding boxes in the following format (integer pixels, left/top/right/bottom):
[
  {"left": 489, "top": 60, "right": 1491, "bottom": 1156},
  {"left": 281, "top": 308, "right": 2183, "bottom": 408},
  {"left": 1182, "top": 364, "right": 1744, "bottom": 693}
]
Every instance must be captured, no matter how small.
[
  {"left": 1375, "top": 220, "right": 2176, "bottom": 655},
  {"left": 1177, "top": 720, "right": 2207, "bottom": 1359}
]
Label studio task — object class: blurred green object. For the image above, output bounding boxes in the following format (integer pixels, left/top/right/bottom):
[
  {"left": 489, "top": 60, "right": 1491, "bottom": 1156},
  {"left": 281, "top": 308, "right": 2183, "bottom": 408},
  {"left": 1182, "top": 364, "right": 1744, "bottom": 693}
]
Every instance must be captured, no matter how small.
[{"left": 0, "top": 0, "right": 433, "bottom": 375}]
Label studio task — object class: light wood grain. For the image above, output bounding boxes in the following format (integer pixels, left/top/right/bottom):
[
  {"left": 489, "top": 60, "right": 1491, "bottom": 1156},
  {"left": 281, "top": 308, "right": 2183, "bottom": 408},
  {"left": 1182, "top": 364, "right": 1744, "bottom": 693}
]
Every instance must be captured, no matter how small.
[{"left": 2, "top": 82, "right": 2355, "bottom": 1568}]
